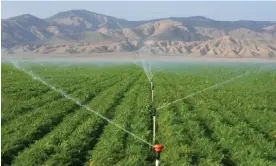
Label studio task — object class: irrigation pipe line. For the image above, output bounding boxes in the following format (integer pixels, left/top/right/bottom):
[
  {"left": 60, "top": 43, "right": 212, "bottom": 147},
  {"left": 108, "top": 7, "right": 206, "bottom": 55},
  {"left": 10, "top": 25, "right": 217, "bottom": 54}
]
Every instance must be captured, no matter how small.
[
  {"left": 9, "top": 60, "right": 154, "bottom": 147},
  {"left": 150, "top": 76, "right": 156, "bottom": 144}
]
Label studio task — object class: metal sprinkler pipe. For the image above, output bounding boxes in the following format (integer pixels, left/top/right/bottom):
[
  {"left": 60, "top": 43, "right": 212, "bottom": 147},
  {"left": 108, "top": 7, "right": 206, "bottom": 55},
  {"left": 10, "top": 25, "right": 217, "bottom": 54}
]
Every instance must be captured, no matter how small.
[
  {"left": 151, "top": 81, "right": 154, "bottom": 102},
  {"left": 150, "top": 78, "right": 156, "bottom": 144}
]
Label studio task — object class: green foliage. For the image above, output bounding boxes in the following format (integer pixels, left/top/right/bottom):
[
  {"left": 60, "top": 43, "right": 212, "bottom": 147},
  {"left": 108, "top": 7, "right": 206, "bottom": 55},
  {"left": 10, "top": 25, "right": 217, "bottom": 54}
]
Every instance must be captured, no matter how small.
[{"left": 1, "top": 62, "right": 276, "bottom": 166}]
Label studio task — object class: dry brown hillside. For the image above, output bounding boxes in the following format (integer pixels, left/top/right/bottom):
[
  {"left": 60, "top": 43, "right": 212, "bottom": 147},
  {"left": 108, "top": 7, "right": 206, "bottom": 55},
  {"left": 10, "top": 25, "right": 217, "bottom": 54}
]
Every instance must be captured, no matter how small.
[{"left": 2, "top": 10, "right": 276, "bottom": 57}]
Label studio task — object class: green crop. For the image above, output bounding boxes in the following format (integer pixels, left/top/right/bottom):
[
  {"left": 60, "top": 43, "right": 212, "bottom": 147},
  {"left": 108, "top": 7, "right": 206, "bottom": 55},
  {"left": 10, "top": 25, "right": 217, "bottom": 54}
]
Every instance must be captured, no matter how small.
[{"left": 1, "top": 62, "right": 276, "bottom": 166}]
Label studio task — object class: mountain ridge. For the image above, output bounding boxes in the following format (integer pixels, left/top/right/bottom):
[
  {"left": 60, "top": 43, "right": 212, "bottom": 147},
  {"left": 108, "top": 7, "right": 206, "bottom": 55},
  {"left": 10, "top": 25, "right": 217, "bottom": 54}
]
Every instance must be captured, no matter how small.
[{"left": 2, "top": 9, "right": 276, "bottom": 57}]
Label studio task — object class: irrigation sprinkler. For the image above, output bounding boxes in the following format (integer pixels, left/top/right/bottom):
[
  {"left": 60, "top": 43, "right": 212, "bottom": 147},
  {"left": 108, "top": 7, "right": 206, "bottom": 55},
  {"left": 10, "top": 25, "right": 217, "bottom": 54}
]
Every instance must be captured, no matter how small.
[
  {"left": 149, "top": 74, "right": 164, "bottom": 165},
  {"left": 136, "top": 54, "right": 164, "bottom": 165},
  {"left": 154, "top": 144, "right": 164, "bottom": 166},
  {"left": 141, "top": 59, "right": 164, "bottom": 165}
]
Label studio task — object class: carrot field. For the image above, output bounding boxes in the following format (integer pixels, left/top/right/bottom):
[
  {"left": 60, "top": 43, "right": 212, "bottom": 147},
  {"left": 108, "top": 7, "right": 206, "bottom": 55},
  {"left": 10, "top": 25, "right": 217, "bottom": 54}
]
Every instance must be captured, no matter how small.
[{"left": 1, "top": 61, "right": 276, "bottom": 166}]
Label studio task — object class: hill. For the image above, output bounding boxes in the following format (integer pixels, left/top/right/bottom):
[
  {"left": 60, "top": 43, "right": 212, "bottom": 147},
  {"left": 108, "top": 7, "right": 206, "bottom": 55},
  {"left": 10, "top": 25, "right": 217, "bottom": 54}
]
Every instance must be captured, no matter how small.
[{"left": 2, "top": 9, "right": 276, "bottom": 57}]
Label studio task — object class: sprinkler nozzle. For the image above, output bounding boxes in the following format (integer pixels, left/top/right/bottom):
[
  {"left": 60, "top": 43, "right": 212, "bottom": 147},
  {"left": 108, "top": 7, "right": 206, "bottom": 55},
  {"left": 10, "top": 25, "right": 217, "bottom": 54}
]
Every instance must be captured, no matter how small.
[{"left": 154, "top": 144, "right": 164, "bottom": 152}]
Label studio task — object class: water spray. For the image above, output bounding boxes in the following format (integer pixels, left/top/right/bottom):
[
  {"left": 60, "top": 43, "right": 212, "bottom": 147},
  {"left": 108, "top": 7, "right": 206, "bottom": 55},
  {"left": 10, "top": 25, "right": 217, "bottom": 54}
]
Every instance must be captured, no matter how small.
[
  {"left": 157, "top": 72, "right": 250, "bottom": 110},
  {"left": 8, "top": 60, "right": 154, "bottom": 148}
]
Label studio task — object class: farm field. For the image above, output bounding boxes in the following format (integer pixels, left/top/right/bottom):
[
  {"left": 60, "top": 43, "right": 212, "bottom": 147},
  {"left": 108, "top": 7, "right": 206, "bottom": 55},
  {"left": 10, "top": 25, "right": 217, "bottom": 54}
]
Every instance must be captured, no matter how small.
[{"left": 1, "top": 61, "right": 276, "bottom": 166}]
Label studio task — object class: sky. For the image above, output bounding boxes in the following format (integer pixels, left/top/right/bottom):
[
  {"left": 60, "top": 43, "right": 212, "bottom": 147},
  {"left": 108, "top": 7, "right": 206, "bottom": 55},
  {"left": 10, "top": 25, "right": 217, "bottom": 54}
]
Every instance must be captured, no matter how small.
[{"left": 1, "top": 1, "right": 276, "bottom": 21}]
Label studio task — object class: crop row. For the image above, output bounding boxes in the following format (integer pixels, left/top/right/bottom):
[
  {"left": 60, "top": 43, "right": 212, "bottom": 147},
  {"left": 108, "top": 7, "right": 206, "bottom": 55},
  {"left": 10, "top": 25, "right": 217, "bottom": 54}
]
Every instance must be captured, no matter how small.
[
  {"left": 10, "top": 69, "right": 142, "bottom": 165},
  {"left": 155, "top": 67, "right": 276, "bottom": 165},
  {"left": 1, "top": 64, "right": 136, "bottom": 124},
  {"left": 1, "top": 64, "right": 139, "bottom": 165},
  {"left": 87, "top": 75, "right": 153, "bottom": 166},
  {"left": 2, "top": 63, "right": 275, "bottom": 166}
]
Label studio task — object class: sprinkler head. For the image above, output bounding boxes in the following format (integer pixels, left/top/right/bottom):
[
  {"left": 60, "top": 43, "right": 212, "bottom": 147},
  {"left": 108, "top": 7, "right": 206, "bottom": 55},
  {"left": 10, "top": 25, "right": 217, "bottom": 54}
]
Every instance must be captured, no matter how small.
[{"left": 154, "top": 144, "right": 164, "bottom": 152}]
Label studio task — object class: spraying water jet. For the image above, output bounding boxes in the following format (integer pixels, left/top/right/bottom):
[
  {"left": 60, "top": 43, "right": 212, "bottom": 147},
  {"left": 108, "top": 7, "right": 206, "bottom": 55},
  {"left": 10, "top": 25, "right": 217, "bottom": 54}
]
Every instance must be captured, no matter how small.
[{"left": 8, "top": 60, "right": 154, "bottom": 148}]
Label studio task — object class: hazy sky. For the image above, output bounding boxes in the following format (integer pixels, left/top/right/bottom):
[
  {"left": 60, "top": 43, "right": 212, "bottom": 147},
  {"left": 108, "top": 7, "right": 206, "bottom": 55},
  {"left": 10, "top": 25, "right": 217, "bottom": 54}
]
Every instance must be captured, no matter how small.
[{"left": 2, "top": 1, "right": 276, "bottom": 21}]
